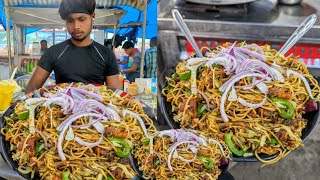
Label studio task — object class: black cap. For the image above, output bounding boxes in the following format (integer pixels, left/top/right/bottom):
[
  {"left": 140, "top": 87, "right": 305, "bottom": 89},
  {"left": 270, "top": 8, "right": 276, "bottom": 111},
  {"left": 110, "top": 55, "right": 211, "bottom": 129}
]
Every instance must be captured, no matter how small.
[{"left": 122, "top": 41, "right": 134, "bottom": 49}]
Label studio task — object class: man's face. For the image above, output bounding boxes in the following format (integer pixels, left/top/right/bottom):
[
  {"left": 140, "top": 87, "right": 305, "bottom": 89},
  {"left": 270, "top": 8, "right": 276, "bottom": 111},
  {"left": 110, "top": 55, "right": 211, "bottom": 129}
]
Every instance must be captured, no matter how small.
[
  {"left": 40, "top": 42, "right": 47, "bottom": 51},
  {"left": 66, "top": 13, "right": 93, "bottom": 42},
  {"left": 124, "top": 48, "right": 133, "bottom": 56}
]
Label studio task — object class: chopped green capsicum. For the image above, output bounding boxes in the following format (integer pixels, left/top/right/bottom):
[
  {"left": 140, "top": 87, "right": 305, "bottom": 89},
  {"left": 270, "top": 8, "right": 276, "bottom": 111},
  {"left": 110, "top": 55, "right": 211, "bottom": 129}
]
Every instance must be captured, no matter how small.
[
  {"left": 179, "top": 71, "right": 191, "bottom": 80},
  {"left": 272, "top": 98, "right": 295, "bottom": 119},
  {"left": 143, "top": 139, "right": 150, "bottom": 146},
  {"left": 267, "top": 137, "right": 278, "bottom": 146},
  {"left": 35, "top": 142, "right": 45, "bottom": 156},
  {"left": 225, "top": 132, "right": 245, "bottom": 156},
  {"left": 17, "top": 111, "right": 29, "bottom": 120},
  {"left": 199, "top": 156, "right": 214, "bottom": 170},
  {"left": 153, "top": 158, "right": 160, "bottom": 168},
  {"left": 197, "top": 102, "right": 207, "bottom": 117},
  {"left": 107, "top": 176, "right": 114, "bottom": 180},
  {"left": 212, "top": 64, "right": 222, "bottom": 68},
  {"left": 62, "top": 170, "right": 70, "bottom": 180},
  {"left": 108, "top": 137, "right": 131, "bottom": 158}
]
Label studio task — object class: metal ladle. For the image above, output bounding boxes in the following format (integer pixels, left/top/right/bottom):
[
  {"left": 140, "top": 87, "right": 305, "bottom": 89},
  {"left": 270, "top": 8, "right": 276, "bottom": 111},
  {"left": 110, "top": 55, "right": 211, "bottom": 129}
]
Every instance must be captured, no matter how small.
[
  {"left": 278, "top": 14, "right": 317, "bottom": 55},
  {"left": 172, "top": 9, "right": 203, "bottom": 58}
]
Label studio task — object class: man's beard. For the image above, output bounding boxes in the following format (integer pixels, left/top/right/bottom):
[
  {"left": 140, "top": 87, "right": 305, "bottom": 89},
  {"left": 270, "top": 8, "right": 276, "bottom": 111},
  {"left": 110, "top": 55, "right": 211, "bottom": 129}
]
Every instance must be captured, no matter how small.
[{"left": 71, "top": 33, "right": 89, "bottom": 42}]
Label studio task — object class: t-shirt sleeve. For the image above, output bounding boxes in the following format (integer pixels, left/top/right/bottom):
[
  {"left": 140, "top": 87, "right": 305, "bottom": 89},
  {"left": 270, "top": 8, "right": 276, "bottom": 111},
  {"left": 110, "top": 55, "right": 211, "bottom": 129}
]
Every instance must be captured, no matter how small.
[
  {"left": 133, "top": 54, "right": 141, "bottom": 64},
  {"left": 38, "top": 49, "right": 54, "bottom": 72},
  {"left": 105, "top": 49, "right": 119, "bottom": 76}
]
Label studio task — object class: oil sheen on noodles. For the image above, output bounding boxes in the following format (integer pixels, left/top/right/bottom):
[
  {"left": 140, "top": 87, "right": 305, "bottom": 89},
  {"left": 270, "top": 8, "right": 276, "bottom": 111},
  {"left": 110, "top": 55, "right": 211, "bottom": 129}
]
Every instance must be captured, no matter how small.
[
  {"left": 2, "top": 83, "right": 157, "bottom": 179},
  {"left": 162, "top": 42, "right": 320, "bottom": 165}
]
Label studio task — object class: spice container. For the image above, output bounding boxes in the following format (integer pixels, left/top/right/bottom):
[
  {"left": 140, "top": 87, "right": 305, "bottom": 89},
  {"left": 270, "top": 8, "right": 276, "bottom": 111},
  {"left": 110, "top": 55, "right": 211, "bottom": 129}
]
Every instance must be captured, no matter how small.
[{"left": 127, "top": 83, "right": 138, "bottom": 96}]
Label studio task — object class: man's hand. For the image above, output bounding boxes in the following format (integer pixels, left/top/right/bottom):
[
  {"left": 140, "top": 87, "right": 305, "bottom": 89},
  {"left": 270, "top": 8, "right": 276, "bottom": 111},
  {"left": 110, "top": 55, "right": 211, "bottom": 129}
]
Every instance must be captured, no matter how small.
[
  {"left": 25, "top": 67, "right": 50, "bottom": 94},
  {"left": 106, "top": 74, "right": 121, "bottom": 90}
]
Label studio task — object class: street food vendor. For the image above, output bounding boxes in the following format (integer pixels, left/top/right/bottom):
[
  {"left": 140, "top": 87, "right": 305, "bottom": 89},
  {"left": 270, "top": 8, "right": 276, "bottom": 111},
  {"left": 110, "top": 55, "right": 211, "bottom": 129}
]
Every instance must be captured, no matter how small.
[
  {"left": 25, "top": 0, "right": 121, "bottom": 94},
  {"left": 119, "top": 41, "right": 142, "bottom": 83}
]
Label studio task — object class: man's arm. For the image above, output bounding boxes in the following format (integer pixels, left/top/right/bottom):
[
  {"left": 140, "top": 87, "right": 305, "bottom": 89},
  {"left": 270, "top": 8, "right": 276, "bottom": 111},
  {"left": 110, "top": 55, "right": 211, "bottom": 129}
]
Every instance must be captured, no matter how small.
[
  {"left": 118, "top": 58, "right": 128, "bottom": 65},
  {"left": 122, "top": 63, "right": 138, "bottom": 73},
  {"left": 106, "top": 74, "right": 121, "bottom": 90},
  {"left": 25, "top": 67, "right": 51, "bottom": 94}
]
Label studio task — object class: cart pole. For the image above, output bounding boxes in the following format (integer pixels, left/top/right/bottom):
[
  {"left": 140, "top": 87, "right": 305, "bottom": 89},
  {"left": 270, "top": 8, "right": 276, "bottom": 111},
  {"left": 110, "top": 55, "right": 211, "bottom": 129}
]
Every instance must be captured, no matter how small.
[
  {"left": 4, "top": 0, "right": 13, "bottom": 76},
  {"left": 140, "top": 0, "right": 148, "bottom": 78}
]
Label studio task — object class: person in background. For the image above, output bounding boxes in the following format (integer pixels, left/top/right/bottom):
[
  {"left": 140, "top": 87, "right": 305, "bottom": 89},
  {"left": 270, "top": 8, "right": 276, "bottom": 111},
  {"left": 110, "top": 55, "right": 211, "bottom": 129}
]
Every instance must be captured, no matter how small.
[
  {"left": 25, "top": 0, "right": 120, "bottom": 94},
  {"left": 40, "top": 40, "right": 48, "bottom": 55},
  {"left": 119, "top": 41, "right": 141, "bottom": 83},
  {"left": 144, "top": 37, "right": 157, "bottom": 78}
]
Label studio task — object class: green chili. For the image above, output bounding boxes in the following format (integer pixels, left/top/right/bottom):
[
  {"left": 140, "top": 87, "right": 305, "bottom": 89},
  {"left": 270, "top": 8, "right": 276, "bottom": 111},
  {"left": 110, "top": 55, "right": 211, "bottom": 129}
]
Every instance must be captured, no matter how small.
[
  {"left": 108, "top": 137, "right": 131, "bottom": 158},
  {"left": 267, "top": 137, "right": 278, "bottom": 146},
  {"left": 272, "top": 98, "right": 295, "bottom": 119},
  {"left": 225, "top": 132, "right": 245, "bottom": 156},
  {"left": 107, "top": 176, "right": 114, "bottom": 180},
  {"left": 179, "top": 71, "right": 191, "bottom": 80},
  {"left": 17, "top": 111, "right": 29, "bottom": 120},
  {"left": 199, "top": 156, "right": 214, "bottom": 170},
  {"left": 62, "top": 170, "right": 70, "bottom": 180}
]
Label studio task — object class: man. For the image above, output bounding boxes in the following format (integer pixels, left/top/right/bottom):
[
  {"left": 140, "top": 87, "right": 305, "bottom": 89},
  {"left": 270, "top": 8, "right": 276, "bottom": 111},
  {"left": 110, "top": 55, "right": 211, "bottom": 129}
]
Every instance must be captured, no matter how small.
[
  {"left": 119, "top": 41, "right": 141, "bottom": 83},
  {"left": 40, "top": 40, "right": 48, "bottom": 55},
  {"left": 144, "top": 37, "right": 157, "bottom": 78},
  {"left": 25, "top": 0, "right": 120, "bottom": 94}
]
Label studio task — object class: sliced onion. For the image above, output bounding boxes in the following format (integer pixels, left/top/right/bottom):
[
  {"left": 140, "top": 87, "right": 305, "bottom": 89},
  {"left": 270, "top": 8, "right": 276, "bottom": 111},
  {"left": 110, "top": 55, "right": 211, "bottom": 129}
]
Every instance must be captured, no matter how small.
[
  {"left": 178, "top": 153, "right": 197, "bottom": 163},
  {"left": 228, "top": 86, "right": 237, "bottom": 102},
  {"left": 173, "top": 149, "right": 179, "bottom": 158},
  {"left": 74, "top": 135, "right": 104, "bottom": 147},
  {"left": 65, "top": 126, "right": 75, "bottom": 140},
  {"left": 70, "top": 87, "right": 103, "bottom": 101},
  {"left": 238, "top": 94, "right": 267, "bottom": 109},
  {"left": 167, "top": 141, "right": 198, "bottom": 171},
  {"left": 256, "top": 82, "right": 268, "bottom": 94},
  {"left": 196, "top": 89, "right": 211, "bottom": 111},
  {"left": 187, "top": 57, "right": 207, "bottom": 66},
  {"left": 78, "top": 84, "right": 101, "bottom": 95},
  {"left": 243, "top": 43, "right": 263, "bottom": 54},
  {"left": 287, "top": 70, "right": 314, "bottom": 99},
  {"left": 235, "top": 47, "right": 267, "bottom": 61},
  {"left": 220, "top": 72, "right": 266, "bottom": 122},
  {"left": 123, "top": 110, "right": 149, "bottom": 138},
  {"left": 57, "top": 112, "right": 109, "bottom": 161},
  {"left": 208, "top": 138, "right": 226, "bottom": 157},
  {"left": 30, "top": 127, "right": 48, "bottom": 149},
  {"left": 270, "top": 67, "right": 285, "bottom": 82},
  {"left": 93, "top": 122, "right": 105, "bottom": 134}
]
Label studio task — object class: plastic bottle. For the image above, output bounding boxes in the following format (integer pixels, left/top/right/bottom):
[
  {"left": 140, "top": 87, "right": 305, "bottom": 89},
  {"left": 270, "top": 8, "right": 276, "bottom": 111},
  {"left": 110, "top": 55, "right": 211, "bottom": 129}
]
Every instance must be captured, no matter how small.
[
  {"left": 123, "top": 80, "right": 129, "bottom": 92},
  {"left": 151, "top": 77, "right": 157, "bottom": 97}
]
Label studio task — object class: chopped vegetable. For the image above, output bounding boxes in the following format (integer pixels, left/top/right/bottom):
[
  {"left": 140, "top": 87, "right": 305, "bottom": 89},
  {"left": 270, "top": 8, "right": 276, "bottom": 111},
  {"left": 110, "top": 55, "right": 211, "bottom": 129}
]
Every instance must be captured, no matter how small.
[
  {"left": 267, "top": 137, "right": 278, "bottom": 146},
  {"left": 107, "top": 176, "right": 114, "bottom": 180},
  {"left": 225, "top": 132, "right": 245, "bottom": 156},
  {"left": 17, "top": 111, "right": 29, "bottom": 120},
  {"left": 272, "top": 98, "right": 295, "bottom": 119},
  {"left": 153, "top": 158, "right": 160, "bottom": 168},
  {"left": 179, "top": 71, "right": 191, "bottom": 80},
  {"left": 35, "top": 142, "right": 45, "bottom": 156},
  {"left": 199, "top": 156, "right": 214, "bottom": 170},
  {"left": 62, "top": 170, "right": 70, "bottom": 180},
  {"left": 108, "top": 137, "right": 131, "bottom": 158},
  {"left": 197, "top": 102, "right": 207, "bottom": 117},
  {"left": 212, "top": 64, "right": 222, "bottom": 68},
  {"left": 143, "top": 139, "right": 150, "bottom": 146}
]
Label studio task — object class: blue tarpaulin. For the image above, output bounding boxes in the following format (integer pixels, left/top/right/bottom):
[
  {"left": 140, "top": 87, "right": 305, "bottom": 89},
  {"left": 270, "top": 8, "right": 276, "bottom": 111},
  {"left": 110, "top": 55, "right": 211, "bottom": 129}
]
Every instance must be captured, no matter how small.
[
  {"left": 108, "top": 0, "right": 157, "bottom": 39},
  {"left": 0, "top": 0, "right": 157, "bottom": 39}
]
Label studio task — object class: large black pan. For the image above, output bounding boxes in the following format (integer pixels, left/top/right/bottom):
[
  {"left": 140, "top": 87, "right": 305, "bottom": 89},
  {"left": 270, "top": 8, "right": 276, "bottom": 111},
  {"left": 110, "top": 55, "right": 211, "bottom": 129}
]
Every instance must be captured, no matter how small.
[
  {"left": 0, "top": 87, "right": 231, "bottom": 179},
  {"left": 159, "top": 82, "right": 320, "bottom": 162}
]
